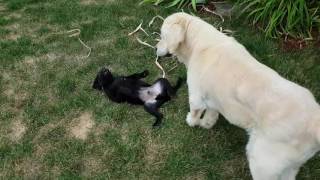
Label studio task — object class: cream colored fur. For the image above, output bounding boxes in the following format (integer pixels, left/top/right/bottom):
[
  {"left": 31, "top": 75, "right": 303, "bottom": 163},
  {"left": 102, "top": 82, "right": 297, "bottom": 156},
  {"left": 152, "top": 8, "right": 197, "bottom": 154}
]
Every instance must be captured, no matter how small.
[{"left": 156, "top": 12, "right": 320, "bottom": 180}]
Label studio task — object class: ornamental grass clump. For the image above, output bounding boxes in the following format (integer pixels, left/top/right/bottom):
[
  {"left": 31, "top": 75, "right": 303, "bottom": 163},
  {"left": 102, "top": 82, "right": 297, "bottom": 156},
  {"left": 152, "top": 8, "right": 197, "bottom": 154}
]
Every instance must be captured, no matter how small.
[
  {"left": 141, "top": 0, "right": 207, "bottom": 11},
  {"left": 236, "top": 0, "right": 320, "bottom": 39}
]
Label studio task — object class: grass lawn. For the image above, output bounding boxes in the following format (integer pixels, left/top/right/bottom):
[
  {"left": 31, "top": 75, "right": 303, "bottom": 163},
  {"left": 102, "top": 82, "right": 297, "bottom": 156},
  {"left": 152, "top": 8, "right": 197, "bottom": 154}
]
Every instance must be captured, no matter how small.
[{"left": 0, "top": 0, "right": 319, "bottom": 179}]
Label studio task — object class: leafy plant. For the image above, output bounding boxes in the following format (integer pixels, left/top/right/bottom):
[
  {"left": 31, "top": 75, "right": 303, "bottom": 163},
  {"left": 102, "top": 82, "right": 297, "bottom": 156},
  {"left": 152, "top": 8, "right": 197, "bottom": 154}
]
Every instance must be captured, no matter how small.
[
  {"left": 141, "top": 0, "right": 207, "bottom": 11},
  {"left": 236, "top": 0, "right": 320, "bottom": 39}
]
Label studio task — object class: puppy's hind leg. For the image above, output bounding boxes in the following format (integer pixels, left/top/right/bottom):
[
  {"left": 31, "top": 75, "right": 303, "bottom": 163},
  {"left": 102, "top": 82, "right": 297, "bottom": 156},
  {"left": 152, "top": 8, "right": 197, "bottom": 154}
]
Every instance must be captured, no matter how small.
[
  {"left": 144, "top": 102, "right": 163, "bottom": 128},
  {"left": 156, "top": 78, "right": 184, "bottom": 98}
]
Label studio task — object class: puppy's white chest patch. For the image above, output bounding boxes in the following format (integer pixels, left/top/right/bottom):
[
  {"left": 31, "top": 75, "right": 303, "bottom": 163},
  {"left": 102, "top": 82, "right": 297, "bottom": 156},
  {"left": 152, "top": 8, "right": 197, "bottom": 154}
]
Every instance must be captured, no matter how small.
[{"left": 139, "top": 82, "right": 162, "bottom": 103}]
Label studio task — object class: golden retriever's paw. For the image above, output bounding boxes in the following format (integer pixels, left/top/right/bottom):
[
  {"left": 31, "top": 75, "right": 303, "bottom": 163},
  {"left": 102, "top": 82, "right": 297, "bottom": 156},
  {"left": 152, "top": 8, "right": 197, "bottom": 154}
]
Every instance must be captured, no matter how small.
[
  {"left": 186, "top": 112, "right": 199, "bottom": 127},
  {"left": 199, "top": 118, "right": 215, "bottom": 129}
]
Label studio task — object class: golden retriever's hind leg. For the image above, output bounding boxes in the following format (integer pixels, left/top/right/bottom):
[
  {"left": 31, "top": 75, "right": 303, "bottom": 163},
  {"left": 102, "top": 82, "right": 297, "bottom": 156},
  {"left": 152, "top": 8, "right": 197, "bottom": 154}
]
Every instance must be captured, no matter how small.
[
  {"left": 280, "top": 167, "right": 299, "bottom": 180},
  {"left": 246, "top": 135, "right": 293, "bottom": 180},
  {"left": 199, "top": 109, "right": 219, "bottom": 129}
]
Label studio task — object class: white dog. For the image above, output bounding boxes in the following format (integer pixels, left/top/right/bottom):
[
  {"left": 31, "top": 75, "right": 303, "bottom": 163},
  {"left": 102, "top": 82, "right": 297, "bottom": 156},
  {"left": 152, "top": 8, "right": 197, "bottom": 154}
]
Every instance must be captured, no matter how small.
[{"left": 156, "top": 12, "right": 320, "bottom": 180}]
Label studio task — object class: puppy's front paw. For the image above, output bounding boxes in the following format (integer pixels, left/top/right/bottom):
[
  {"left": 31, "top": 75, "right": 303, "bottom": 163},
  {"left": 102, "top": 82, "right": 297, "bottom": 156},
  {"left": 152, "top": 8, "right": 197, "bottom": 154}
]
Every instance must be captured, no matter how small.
[{"left": 186, "top": 112, "right": 199, "bottom": 127}]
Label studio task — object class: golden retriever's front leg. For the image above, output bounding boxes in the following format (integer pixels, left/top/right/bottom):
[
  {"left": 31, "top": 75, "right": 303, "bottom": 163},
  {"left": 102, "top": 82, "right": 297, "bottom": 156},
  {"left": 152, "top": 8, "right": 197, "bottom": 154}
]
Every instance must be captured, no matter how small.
[
  {"left": 186, "top": 94, "right": 206, "bottom": 127},
  {"left": 186, "top": 109, "right": 204, "bottom": 127},
  {"left": 199, "top": 109, "right": 219, "bottom": 129}
]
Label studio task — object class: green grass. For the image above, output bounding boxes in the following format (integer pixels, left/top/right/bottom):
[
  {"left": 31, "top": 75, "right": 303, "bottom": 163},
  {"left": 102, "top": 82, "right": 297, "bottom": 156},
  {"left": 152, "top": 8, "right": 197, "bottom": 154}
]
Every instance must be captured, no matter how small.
[{"left": 0, "top": 0, "right": 319, "bottom": 179}]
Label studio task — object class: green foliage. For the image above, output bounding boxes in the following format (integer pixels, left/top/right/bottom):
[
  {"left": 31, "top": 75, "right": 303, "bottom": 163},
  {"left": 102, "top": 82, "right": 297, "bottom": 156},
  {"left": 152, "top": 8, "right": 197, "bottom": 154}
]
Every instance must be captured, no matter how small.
[
  {"left": 141, "top": 0, "right": 207, "bottom": 11},
  {"left": 236, "top": 0, "right": 320, "bottom": 38}
]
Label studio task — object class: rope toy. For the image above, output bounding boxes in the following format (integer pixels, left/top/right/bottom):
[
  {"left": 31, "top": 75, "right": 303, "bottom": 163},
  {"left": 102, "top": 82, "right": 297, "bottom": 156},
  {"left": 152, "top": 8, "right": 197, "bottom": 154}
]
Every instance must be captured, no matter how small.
[
  {"left": 128, "top": 16, "right": 173, "bottom": 79},
  {"left": 136, "top": 37, "right": 155, "bottom": 49},
  {"left": 49, "top": 28, "right": 92, "bottom": 59},
  {"left": 128, "top": 21, "right": 149, "bottom": 36},
  {"left": 148, "top": 15, "right": 164, "bottom": 27},
  {"left": 66, "top": 29, "right": 92, "bottom": 58},
  {"left": 155, "top": 56, "right": 165, "bottom": 78}
]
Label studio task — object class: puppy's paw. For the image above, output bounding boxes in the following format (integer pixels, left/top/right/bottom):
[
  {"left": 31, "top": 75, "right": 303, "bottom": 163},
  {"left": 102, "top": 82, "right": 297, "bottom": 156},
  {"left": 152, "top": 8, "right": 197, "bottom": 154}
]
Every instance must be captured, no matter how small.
[
  {"left": 152, "top": 117, "right": 162, "bottom": 128},
  {"left": 152, "top": 122, "right": 162, "bottom": 129},
  {"left": 186, "top": 112, "right": 199, "bottom": 127}
]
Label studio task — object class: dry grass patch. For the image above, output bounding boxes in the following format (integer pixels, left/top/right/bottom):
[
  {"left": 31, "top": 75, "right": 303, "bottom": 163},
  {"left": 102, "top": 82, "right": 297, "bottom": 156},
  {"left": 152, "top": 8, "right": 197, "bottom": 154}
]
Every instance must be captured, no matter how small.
[
  {"left": 93, "top": 122, "right": 115, "bottom": 137},
  {"left": 46, "top": 53, "right": 59, "bottom": 62},
  {"left": 32, "top": 119, "right": 65, "bottom": 143},
  {"left": 0, "top": 3, "right": 6, "bottom": 12},
  {"left": 1, "top": 71, "right": 11, "bottom": 80},
  {"left": 119, "top": 123, "right": 130, "bottom": 143},
  {"left": 23, "top": 56, "right": 36, "bottom": 65},
  {"left": 143, "top": 130, "right": 168, "bottom": 170},
  {"left": 14, "top": 157, "right": 42, "bottom": 178},
  {"left": 2, "top": 74, "right": 29, "bottom": 112},
  {"left": 68, "top": 112, "right": 95, "bottom": 140},
  {"left": 80, "top": 0, "right": 115, "bottom": 5},
  {"left": 4, "top": 23, "right": 21, "bottom": 40},
  {"left": 82, "top": 156, "right": 104, "bottom": 177},
  {"left": 51, "top": 166, "right": 62, "bottom": 177},
  {"left": 3, "top": 20, "right": 46, "bottom": 41},
  {"left": 94, "top": 38, "right": 115, "bottom": 49},
  {"left": 5, "top": 32, "right": 20, "bottom": 41},
  {"left": 8, "top": 119, "right": 27, "bottom": 142},
  {"left": 34, "top": 143, "right": 52, "bottom": 159},
  {"left": 80, "top": 0, "right": 98, "bottom": 5},
  {"left": 119, "top": 16, "right": 137, "bottom": 21},
  {"left": 184, "top": 172, "right": 206, "bottom": 180},
  {"left": 7, "top": 12, "right": 22, "bottom": 19},
  {"left": 219, "top": 157, "right": 249, "bottom": 179},
  {"left": 1, "top": 68, "right": 33, "bottom": 144},
  {"left": 3, "top": 87, "right": 14, "bottom": 97}
]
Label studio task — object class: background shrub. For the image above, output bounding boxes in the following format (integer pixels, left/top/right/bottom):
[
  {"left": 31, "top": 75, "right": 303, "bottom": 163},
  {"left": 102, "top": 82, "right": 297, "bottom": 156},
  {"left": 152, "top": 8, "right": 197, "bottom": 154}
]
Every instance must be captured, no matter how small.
[
  {"left": 141, "top": 0, "right": 207, "bottom": 11},
  {"left": 236, "top": 0, "right": 320, "bottom": 39}
]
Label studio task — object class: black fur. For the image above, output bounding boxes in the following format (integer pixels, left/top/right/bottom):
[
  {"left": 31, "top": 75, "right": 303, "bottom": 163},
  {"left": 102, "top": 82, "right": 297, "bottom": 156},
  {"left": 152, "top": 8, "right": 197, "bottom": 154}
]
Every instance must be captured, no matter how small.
[{"left": 93, "top": 67, "right": 183, "bottom": 127}]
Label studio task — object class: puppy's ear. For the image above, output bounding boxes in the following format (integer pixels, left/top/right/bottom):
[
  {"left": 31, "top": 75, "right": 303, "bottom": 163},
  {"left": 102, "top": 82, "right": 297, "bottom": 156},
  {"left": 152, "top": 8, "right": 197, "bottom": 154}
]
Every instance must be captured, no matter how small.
[{"left": 167, "top": 20, "right": 187, "bottom": 53}]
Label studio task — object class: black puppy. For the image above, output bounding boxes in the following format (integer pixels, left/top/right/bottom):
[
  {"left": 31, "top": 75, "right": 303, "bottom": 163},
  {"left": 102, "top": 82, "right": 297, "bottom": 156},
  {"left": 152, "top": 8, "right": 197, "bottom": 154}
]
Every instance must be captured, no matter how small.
[{"left": 93, "top": 67, "right": 183, "bottom": 127}]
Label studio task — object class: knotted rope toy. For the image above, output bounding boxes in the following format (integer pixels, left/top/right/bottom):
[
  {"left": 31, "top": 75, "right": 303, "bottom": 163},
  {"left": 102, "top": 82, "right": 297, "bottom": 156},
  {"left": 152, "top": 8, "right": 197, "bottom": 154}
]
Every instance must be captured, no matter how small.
[{"left": 128, "top": 16, "right": 172, "bottom": 78}]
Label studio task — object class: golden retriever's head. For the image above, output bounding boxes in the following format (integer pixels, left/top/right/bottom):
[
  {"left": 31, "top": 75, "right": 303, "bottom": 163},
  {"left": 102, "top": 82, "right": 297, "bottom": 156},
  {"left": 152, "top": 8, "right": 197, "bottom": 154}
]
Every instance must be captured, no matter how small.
[{"left": 156, "top": 13, "right": 190, "bottom": 57}]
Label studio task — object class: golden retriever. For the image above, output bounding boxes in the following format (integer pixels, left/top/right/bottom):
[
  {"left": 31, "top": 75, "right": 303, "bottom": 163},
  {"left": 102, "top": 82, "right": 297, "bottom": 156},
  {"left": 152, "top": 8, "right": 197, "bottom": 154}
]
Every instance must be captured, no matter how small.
[{"left": 156, "top": 12, "right": 320, "bottom": 180}]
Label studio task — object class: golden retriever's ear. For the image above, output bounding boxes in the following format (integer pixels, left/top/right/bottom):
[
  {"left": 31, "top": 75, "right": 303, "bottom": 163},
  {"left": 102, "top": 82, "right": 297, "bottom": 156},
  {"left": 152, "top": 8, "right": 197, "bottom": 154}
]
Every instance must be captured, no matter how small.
[{"left": 166, "top": 21, "right": 186, "bottom": 53}]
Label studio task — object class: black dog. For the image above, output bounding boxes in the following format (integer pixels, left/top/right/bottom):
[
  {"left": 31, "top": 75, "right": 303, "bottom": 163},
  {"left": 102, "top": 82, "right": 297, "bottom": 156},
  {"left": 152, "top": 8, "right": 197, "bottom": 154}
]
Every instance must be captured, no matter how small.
[{"left": 93, "top": 67, "right": 183, "bottom": 127}]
